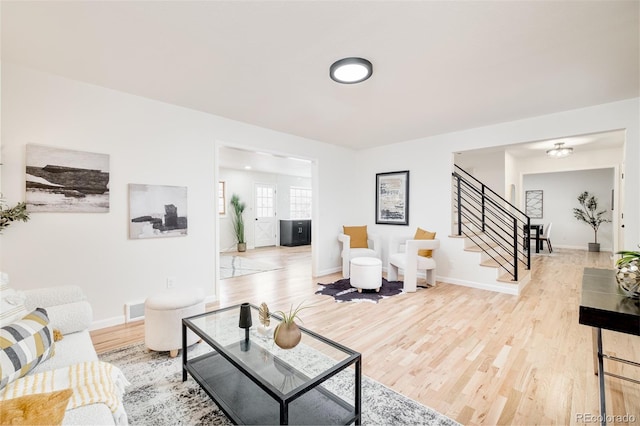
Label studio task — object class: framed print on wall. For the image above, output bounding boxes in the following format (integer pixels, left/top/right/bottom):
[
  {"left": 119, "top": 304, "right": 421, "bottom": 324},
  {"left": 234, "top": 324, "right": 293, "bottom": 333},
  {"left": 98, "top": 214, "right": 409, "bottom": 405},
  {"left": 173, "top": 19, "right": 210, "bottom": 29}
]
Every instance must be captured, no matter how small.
[
  {"left": 25, "top": 144, "right": 110, "bottom": 212},
  {"left": 129, "top": 184, "right": 188, "bottom": 239},
  {"left": 376, "top": 170, "right": 409, "bottom": 225},
  {"left": 525, "top": 189, "right": 543, "bottom": 219}
]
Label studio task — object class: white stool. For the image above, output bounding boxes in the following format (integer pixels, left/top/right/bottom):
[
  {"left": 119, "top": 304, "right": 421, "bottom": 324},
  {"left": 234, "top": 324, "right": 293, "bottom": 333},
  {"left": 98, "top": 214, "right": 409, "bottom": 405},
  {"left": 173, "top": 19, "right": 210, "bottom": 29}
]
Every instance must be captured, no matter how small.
[
  {"left": 144, "top": 288, "right": 205, "bottom": 358},
  {"left": 350, "top": 257, "right": 382, "bottom": 292}
]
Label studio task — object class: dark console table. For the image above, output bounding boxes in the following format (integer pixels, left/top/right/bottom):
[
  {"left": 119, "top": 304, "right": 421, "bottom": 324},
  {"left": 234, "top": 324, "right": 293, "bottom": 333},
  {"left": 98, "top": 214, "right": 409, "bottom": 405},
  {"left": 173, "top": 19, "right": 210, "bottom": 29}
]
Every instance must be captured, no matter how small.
[
  {"left": 578, "top": 268, "right": 640, "bottom": 425},
  {"left": 280, "top": 219, "right": 311, "bottom": 247}
]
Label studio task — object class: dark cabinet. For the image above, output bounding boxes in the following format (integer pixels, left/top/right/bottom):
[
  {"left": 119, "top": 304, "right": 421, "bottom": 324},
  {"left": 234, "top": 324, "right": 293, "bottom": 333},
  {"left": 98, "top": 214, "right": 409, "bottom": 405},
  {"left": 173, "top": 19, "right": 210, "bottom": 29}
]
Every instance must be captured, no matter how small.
[{"left": 280, "top": 220, "right": 311, "bottom": 246}]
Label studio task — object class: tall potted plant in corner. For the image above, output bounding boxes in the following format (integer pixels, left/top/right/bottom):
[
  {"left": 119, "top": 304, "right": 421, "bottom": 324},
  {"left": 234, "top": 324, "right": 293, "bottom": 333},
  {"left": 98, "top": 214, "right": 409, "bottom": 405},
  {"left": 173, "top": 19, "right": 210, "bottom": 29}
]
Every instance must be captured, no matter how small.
[
  {"left": 573, "top": 191, "right": 611, "bottom": 252},
  {"left": 230, "top": 194, "right": 246, "bottom": 252}
]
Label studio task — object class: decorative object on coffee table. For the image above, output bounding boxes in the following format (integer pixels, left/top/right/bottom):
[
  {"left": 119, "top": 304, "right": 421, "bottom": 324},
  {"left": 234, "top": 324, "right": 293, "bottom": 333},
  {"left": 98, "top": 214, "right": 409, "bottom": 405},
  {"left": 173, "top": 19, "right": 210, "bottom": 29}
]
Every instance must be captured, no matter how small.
[
  {"left": 238, "top": 302, "right": 252, "bottom": 351},
  {"left": 572, "top": 191, "right": 611, "bottom": 252},
  {"left": 273, "top": 302, "right": 309, "bottom": 349},
  {"left": 615, "top": 245, "right": 640, "bottom": 299},
  {"left": 258, "top": 302, "right": 272, "bottom": 338}
]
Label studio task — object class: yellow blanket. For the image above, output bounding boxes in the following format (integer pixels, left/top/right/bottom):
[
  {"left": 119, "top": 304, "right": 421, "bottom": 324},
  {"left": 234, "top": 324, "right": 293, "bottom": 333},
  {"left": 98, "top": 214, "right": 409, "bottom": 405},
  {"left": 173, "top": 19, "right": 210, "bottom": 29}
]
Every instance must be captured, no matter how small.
[{"left": 0, "top": 361, "right": 130, "bottom": 425}]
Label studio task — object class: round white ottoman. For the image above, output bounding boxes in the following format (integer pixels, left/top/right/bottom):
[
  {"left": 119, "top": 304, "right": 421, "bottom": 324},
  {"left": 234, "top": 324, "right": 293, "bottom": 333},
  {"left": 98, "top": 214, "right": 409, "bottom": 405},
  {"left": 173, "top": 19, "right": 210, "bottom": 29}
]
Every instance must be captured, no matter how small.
[
  {"left": 144, "top": 288, "right": 205, "bottom": 358},
  {"left": 350, "top": 257, "right": 382, "bottom": 292}
]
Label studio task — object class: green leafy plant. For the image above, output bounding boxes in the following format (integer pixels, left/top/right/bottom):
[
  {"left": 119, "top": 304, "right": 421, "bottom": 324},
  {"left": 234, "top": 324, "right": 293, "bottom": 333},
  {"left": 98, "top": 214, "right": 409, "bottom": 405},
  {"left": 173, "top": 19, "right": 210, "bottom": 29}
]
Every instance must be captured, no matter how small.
[
  {"left": 572, "top": 191, "right": 611, "bottom": 244},
  {"left": 230, "top": 194, "right": 246, "bottom": 244},
  {"left": 273, "top": 301, "right": 311, "bottom": 326},
  {"left": 272, "top": 301, "right": 313, "bottom": 343},
  {"left": 0, "top": 200, "right": 30, "bottom": 233},
  {"left": 616, "top": 245, "right": 640, "bottom": 267}
]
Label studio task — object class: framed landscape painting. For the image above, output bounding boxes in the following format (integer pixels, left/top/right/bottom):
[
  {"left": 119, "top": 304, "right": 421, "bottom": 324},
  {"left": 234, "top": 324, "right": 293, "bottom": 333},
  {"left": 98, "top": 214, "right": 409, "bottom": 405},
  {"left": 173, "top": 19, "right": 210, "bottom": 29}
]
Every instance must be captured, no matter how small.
[
  {"left": 129, "top": 184, "right": 188, "bottom": 239},
  {"left": 25, "top": 144, "right": 110, "bottom": 212},
  {"left": 376, "top": 170, "right": 409, "bottom": 225}
]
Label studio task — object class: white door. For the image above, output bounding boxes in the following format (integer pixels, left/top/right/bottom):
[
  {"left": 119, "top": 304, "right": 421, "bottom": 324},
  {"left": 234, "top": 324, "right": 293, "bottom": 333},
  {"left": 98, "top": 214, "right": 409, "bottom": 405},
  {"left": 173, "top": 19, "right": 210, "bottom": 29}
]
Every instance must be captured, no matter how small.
[{"left": 254, "top": 183, "right": 277, "bottom": 247}]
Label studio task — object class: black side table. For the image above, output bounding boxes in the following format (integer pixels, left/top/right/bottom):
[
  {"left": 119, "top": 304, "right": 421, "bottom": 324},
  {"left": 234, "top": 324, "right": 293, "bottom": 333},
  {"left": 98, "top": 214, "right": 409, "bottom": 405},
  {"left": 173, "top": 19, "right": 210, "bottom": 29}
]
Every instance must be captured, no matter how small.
[{"left": 578, "top": 268, "right": 640, "bottom": 426}]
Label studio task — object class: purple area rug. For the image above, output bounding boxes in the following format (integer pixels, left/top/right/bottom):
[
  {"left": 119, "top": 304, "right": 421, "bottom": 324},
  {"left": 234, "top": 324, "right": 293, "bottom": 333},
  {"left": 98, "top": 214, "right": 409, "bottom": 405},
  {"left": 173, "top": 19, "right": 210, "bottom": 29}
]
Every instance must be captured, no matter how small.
[{"left": 315, "top": 278, "right": 405, "bottom": 303}]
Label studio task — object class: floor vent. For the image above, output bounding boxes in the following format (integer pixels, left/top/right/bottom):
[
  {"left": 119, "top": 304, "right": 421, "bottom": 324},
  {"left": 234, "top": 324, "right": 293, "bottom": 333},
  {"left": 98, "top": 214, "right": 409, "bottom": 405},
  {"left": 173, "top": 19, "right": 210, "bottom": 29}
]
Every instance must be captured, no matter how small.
[{"left": 125, "top": 301, "right": 145, "bottom": 323}]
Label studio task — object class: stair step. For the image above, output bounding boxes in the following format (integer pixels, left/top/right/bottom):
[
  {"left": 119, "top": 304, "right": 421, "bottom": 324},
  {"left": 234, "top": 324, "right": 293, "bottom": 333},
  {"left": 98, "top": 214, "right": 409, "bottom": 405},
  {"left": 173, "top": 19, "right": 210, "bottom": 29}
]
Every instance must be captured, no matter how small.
[
  {"left": 464, "top": 242, "right": 498, "bottom": 252},
  {"left": 480, "top": 259, "right": 500, "bottom": 268},
  {"left": 497, "top": 270, "right": 530, "bottom": 284}
]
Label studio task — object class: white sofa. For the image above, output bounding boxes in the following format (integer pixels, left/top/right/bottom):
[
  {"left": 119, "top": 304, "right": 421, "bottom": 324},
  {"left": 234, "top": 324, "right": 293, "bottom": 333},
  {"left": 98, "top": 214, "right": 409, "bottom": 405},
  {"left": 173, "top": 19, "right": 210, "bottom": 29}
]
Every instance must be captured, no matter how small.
[{"left": 9, "top": 285, "right": 127, "bottom": 425}]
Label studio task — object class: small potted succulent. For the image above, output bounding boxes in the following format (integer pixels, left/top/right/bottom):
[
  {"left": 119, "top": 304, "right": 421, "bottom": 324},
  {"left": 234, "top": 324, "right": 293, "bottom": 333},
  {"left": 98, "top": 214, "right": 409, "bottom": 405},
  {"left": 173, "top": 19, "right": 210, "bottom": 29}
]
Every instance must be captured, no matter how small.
[{"left": 615, "top": 245, "right": 640, "bottom": 299}]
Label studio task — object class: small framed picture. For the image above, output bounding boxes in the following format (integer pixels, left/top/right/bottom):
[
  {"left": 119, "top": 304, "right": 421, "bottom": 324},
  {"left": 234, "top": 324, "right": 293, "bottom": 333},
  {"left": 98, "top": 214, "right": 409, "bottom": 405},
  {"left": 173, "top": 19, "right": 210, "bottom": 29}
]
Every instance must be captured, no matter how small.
[{"left": 376, "top": 170, "right": 409, "bottom": 225}]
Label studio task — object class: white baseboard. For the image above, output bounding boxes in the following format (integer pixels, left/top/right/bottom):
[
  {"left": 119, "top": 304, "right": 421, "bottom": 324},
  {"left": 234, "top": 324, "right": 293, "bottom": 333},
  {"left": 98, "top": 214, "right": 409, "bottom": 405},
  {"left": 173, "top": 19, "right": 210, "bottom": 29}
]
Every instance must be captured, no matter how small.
[
  {"left": 90, "top": 294, "right": 219, "bottom": 331},
  {"left": 90, "top": 316, "right": 128, "bottom": 331},
  {"left": 315, "top": 267, "right": 341, "bottom": 278},
  {"left": 437, "top": 276, "right": 520, "bottom": 295}
]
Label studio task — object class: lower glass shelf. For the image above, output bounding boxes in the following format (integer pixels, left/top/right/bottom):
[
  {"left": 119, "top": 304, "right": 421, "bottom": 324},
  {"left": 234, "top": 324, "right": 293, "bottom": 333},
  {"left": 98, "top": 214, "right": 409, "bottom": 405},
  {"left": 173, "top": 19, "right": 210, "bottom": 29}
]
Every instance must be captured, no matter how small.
[{"left": 186, "top": 350, "right": 355, "bottom": 425}]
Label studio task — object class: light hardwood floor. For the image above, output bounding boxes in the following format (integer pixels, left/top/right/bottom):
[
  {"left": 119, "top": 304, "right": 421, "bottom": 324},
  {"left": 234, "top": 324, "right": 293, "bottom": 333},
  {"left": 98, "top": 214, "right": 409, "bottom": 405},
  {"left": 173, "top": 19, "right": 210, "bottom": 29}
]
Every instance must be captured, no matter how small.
[{"left": 91, "top": 246, "right": 640, "bottom": 425}]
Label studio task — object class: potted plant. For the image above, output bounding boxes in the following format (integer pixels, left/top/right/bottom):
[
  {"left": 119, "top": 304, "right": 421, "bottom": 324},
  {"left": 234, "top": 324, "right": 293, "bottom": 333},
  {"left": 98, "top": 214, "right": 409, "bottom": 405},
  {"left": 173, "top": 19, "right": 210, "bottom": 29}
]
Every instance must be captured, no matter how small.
[
  {"left": 0, "top": 200, "right": 30, "bottom": 233},
  {"left": 273, "top": 301, "right": 311, "bottom": 349},
  {"left": 572, "top": 191, "right": 611, "bottom": 252},
  {"left": 230, "top": 194, "right": 246, "bottom": 252},
  {"left": 615, "top": 245, "right": 640, "bottom": 299}
]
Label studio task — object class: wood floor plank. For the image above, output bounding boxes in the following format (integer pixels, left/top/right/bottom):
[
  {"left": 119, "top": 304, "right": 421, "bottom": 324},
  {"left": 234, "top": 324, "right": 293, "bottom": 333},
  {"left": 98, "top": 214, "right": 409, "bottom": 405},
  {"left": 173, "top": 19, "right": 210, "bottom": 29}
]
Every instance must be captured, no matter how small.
[{"left": 91, "top": 246, "right": 640, "bottom": 425}]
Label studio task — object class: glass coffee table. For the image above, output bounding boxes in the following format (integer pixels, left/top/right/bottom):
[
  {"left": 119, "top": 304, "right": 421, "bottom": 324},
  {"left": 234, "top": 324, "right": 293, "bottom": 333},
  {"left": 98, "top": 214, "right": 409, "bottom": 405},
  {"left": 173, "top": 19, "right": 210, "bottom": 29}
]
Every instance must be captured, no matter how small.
[{"left": 182, "top": 303, "right": 362, "bottom": 425}]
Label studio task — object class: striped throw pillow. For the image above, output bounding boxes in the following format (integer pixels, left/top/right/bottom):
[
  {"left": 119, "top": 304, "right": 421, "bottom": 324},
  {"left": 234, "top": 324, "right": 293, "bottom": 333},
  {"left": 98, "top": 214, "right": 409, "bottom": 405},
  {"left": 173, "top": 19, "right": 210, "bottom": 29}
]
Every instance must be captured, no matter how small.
[{"left": 0, "top": 308, "right": 55, "bottom": 390}]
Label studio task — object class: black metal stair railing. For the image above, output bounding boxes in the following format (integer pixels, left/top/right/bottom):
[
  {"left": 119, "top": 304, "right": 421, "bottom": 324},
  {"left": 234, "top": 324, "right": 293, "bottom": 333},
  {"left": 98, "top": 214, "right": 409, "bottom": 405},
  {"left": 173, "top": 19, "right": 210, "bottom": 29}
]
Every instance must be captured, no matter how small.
[{"left": 452, "top": 165, "right": 531, "bottom": 281}]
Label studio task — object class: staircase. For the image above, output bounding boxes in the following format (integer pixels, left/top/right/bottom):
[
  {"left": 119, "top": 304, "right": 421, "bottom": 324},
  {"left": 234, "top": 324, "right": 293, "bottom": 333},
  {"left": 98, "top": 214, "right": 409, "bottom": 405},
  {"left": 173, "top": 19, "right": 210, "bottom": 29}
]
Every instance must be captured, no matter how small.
[{"left": 451, "top": 165, "right": 532, "bottom": 295}]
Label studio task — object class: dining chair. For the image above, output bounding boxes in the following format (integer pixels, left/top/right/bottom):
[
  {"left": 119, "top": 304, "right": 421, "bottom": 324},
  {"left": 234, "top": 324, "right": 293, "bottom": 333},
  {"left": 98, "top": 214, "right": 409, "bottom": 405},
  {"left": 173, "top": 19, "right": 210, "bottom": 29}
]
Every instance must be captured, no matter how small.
[{"left": 538, "top": 222, "right": 553, "bottom": 253}]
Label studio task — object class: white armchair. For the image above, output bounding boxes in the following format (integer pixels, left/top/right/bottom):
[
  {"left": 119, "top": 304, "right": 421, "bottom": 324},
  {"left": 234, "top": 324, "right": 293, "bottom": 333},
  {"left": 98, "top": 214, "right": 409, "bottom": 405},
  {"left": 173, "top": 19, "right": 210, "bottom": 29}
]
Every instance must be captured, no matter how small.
[
  {"left": 388, "top": 234, "right": 440, "bottom": 292},
  {"left": 338, "top": 231, "right": 381, "bottom": 278}
]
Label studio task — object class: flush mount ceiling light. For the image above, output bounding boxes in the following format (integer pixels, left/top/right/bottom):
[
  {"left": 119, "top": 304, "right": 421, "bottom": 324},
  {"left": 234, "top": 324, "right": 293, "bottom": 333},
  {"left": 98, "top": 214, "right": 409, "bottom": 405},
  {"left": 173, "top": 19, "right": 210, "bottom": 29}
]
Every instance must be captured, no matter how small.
[
  {"left": 546, "top": 142, "right": 574, "bottom": 158},
  {"left": 330, "top": 57, "right": 373, "bottom": 84}
]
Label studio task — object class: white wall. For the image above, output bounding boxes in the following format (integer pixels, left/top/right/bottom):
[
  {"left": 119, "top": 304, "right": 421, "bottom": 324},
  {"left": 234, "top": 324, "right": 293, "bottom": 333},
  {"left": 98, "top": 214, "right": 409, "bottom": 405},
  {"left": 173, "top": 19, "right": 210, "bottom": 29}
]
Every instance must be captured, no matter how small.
[
  {"left": 2, "top": 63, "right": 638, "bottom": 319},
  {"left": 455, "top": 150, "right": 505, "bottom": 194},
  {"left": 355, "top": 98, "right": 639, "bottom": 286},
  {"left": 1, "top": 64, "right": 356, "bottom": 327},
  {"left": 523, "top": 168, "right": 615, "bottom": 250}
]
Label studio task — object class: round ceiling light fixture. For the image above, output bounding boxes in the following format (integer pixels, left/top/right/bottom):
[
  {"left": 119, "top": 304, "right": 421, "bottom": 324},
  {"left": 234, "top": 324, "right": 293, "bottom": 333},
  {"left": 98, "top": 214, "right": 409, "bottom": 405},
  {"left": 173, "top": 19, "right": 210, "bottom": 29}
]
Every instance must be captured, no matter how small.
[
  {"left": 330, "top": 57, "right": 373, "bottom": 84},
  {"left": 546, "top": 142, "right": 574, "bottom": 158}
]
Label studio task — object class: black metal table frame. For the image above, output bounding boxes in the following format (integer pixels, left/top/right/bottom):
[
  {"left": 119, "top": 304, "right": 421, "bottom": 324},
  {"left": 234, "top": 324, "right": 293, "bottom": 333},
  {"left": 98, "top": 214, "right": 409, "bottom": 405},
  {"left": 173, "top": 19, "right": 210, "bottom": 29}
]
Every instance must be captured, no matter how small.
[
  {"left": 523, "top": 223, "right": 543, "bottom": 253},
  {"left": 182, "top": 303, "right": 362, "bottom": 425},
  {"left": 579, "top": 268, "right": 640, "bottom": 426},
  {"left": 592, "top": 327, "right": 640, "bottom": 425}
]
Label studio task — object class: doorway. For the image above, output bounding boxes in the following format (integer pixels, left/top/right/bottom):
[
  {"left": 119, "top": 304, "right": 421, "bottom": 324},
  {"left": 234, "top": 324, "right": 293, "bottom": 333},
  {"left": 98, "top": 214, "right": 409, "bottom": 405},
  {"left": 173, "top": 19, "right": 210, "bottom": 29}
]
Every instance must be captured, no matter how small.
[
  {"left": 254, "top": 183, "right": 277, "bottom": 247},
  {"left": 215, "top": 144, "right": 315, "bottom": 288}
]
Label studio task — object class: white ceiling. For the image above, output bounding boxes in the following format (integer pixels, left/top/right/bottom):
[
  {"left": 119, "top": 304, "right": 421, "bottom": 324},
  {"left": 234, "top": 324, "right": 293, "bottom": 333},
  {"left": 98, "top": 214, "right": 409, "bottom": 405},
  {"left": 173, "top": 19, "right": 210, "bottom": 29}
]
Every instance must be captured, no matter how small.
[
  {"left": 219, "top": 146, "right": 313, "bottom": 178},
  {"left": 2, "top": 1, "right": 638, "bottom": 152}
]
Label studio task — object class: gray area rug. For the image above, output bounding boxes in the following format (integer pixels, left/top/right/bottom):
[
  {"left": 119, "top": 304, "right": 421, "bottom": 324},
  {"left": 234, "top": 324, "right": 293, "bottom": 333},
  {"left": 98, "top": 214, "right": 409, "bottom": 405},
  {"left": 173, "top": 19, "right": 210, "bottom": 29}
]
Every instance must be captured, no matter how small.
[
  {"left": 220, "top": 255, "right": 281, "bottom": 279},
  {"left": 100, "top": 342, "right": 459, "bottom": 426}
]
